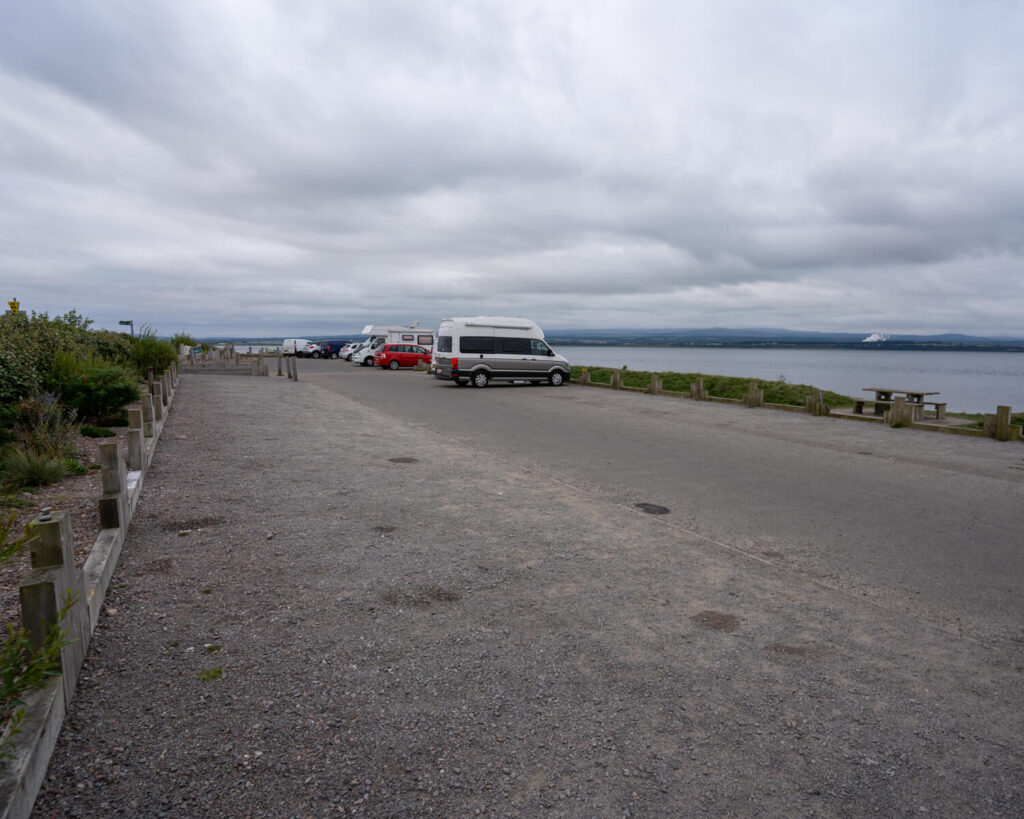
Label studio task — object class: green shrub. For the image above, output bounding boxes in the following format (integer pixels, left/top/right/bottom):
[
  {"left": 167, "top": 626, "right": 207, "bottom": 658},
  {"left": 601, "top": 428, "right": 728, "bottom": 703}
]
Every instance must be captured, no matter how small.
[
  {"left": 57, "top": 365, "right": 139, "bottom": 423},
  {"left": 10, "top": 394, "right": 79, "bottom": 458},
  {"left": 171, "top": 331, "right": 197, "bottom": 348},
  {"left": 63, "top": 458, "right": 87, "bottom": 476},
  {"left": 0, "top": 448, "right": 66, "bottom": 489},
  {"left": 80, "top": 425, "right": 116, "bottom": 438},
  {"left": 0, "top": 309, "right": 109, "bottom": 406},
  {"left": 88, "top": 329, "right": 133, "bottom": 365},
  {"left": 128, "top": 336, "right": 177, "bottom": 377}
]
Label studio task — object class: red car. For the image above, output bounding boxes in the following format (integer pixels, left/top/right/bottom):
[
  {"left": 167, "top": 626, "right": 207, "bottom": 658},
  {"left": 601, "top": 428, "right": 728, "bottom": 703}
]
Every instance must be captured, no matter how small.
[{"left": 374, "top": 343, "right": 431, "bottom": 370}]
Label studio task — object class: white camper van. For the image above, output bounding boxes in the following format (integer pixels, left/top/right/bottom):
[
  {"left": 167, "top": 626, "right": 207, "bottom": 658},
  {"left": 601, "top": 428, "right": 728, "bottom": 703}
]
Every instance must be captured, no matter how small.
[
  {"left": 433, "top": 317, "right": 570, "bottom": 388},
  {"left": 354, "top": 324, "right": 436, "bottom": 366},
  {"left": 281, "top": 338, "right": 314, "bottom": 356}
]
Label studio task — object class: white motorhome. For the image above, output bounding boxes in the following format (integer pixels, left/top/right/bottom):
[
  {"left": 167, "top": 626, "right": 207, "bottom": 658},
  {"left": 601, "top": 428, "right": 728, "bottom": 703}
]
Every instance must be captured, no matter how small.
[
  {"left": 353, "top": 324, "right": 436, "bottom": 366},
  {"left": 433, "top": 317, "right": 570, "bottom": 388},
  {"left": 281, "top": 338, "right": 314, "bottom": 356}
]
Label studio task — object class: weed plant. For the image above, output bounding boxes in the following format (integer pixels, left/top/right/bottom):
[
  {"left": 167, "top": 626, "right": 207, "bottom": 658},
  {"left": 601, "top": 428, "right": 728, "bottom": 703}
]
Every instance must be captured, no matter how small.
[{"left": 1, "top": 591, "right": 75, "bottom": 758}]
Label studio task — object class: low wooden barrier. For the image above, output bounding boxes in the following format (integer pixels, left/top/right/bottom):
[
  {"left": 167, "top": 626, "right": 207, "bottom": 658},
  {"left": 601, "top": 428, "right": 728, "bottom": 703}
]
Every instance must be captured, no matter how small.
[
  {"left": 0, "top": 364, "right": 179, "bottom": 819},
  {"left": 571, "top": 370, "right": 1020, "bottom": 441}
]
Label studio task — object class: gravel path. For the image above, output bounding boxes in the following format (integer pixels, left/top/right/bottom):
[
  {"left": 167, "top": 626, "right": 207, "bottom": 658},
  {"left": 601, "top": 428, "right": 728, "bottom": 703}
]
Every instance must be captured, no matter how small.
[{"left": 32, "top": 374, "right": 1023, "bottom": 817}]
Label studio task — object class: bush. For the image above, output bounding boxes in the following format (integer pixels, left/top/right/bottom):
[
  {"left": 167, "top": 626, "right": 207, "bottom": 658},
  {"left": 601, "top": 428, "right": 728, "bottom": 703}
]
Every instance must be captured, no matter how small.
[
  {"left": 171, "top": 331, "right": 196, "bottom": 348},
  {"left": 0, "top": 448, "right": 66, "bottom": 489},
  {"left": 57, "top": 365, "right": 140, "bottom": 423},
  {"left": 10, "top": 394, "right": 78, "bottom": 458},
  {"left": 0, "top": 310, "right": 99, "bottom": 406},
  {"left": 80, "top": 425, "right": 115, "bottom": 438},
  {"left": 128, "top": 336, "right": 177, "bottom": 378}
]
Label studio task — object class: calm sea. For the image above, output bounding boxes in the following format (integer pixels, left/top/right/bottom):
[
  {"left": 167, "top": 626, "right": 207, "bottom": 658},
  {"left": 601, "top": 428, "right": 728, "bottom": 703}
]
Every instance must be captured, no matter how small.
[{"left": 557, "top": 346, "right": 1024, "bottom": 414}]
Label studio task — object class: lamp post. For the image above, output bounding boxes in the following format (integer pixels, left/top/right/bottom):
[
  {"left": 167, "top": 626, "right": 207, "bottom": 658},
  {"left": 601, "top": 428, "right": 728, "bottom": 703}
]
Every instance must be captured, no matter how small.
[{"left": 118, "top": 320, "right": 134, "bottom": 339}]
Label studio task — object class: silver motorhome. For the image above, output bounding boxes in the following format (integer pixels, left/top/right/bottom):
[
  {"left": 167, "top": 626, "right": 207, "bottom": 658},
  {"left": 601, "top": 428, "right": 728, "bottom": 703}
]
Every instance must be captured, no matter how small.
[
  {"left": 354, "top": 324, "right": 436, "bottom": 366},
  {"left": 433, "top": 316, "right": 570, "bottom": 388}
]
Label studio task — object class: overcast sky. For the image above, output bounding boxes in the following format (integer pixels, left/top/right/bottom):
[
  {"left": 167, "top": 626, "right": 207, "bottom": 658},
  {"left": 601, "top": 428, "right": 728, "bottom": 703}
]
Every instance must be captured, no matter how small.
[{"left": 2, "top": 1, "right": 1022, "bottom": 338}]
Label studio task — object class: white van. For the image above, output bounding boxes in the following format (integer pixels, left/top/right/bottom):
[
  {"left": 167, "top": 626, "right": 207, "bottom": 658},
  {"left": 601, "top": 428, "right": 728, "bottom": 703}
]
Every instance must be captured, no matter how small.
[
  {"left": 354, "top": 324, "right": 436, "bottom": 366},
  {"left": 282, "top": 338, "right": 314, "bottom": 356},
  {"left": 433, "top": 317, "right": 570, "bottom": 388}
]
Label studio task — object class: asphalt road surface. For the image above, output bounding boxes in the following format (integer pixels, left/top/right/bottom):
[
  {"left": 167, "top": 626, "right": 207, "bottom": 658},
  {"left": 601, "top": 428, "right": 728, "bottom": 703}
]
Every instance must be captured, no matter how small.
[
  {"left": 303, "top": 359, "right": 1024, "bottom": 644},
  {"left": 34, "top": 365, "right": 1023, "bottom": 816}
]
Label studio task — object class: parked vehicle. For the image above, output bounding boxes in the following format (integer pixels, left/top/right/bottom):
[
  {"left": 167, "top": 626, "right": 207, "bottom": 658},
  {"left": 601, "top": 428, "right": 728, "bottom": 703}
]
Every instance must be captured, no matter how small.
[
  {"left": 354, "top": 324, "right": 436, "bottom": 366},
  {"left": 374, "top": 343, "right": 431, "bottom": 370},
  {"left": 433, "top": 317, "right": 570, "bottom": 388},
  {"left": 302, "top": 341, "right": 322, "bottom": 358},
  {"left": 316, "top": 339, "right": 351, "bottom": 359},
  {"left": 342, "top": 342, "right": 365, "bottom": 361},
  {"left": 282, "top": 338, "right": 314, "bottom": 356}
]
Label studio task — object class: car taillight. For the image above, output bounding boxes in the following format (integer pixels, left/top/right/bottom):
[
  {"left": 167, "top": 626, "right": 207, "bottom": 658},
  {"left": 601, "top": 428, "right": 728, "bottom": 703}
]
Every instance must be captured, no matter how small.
[{"left": 452, "top": 357, "right": 458, "bottom": 370}]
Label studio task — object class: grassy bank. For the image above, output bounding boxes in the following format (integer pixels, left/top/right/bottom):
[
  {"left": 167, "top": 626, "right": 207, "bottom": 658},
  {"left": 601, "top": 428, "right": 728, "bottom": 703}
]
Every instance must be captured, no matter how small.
[{"left": 570, "top": 365, "right": 858, "bottom": 408}]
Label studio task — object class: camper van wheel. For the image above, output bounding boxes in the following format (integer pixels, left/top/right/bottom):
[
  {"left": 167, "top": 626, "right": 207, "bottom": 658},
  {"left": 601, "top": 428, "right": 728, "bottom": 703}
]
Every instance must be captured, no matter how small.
[
  {"left": 548, "top": 370, "right": 565, "bottom": 386},
  {"left": 388, "top": 359, "right": 400, "bottom": 370},
  {"left": 471, "top": 371, "right": 490, "bottom": 388},
  {"left": 363, "top": 357, "right": 374, "bottom": 367}
]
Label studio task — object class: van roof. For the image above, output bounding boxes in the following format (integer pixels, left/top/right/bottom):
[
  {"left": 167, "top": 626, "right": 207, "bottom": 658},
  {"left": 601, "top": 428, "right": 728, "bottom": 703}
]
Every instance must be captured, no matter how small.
[{"left": 440, "top": 316, "right": 539, "bottom": 330}]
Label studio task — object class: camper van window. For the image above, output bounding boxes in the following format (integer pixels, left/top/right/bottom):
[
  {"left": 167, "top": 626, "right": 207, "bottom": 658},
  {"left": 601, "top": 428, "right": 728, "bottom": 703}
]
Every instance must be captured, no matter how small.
[
  {"left": 402, "top": 334, "right": 414, "bottom": 341},
  {"left": 417, "top": 334, "right": 434, "bottom": 346},
  {"left": 530, "top": 339, "right": 553, "bottom": 356},
  {"left": 437, "top": 336, "right": 452, "bottom": 352},
  {"left": 498, "top": 337, "right": 531, "bottom": 354},
  {"left": 460, "top": 336, "right": 495, "bottom": 354}
]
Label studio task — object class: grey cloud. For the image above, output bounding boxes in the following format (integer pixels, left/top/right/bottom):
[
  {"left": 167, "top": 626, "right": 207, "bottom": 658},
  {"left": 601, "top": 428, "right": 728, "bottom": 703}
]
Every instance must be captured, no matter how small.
[{"left": 2, "top": 1, "right": 1023, "bottom": 337}]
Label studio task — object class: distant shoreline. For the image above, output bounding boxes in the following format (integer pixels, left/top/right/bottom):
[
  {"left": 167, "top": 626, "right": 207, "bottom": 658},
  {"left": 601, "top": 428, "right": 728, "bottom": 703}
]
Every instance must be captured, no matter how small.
[{"left": 546, "top": 340, "right": 1024, "bottom": 353}]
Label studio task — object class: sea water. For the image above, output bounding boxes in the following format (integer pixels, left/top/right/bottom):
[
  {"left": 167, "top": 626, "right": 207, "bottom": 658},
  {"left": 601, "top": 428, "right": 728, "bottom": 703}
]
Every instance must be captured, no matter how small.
[{"left": 557, "top": 346, "right": 1024, "bottom": 414}]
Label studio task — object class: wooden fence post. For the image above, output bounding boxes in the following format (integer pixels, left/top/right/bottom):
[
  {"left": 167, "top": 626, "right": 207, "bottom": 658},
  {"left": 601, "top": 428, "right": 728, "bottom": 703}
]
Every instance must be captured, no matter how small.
[
  {"left": 151, "top": 383, "right": 164, "bottom": 422},
  {"left": 690, "top": 377, "right": 707, "bottom": 400},
  {"left": 125, "top": 408, "right": 143, "bottom": 471},
  {"left": 97, "top": 441, "right": 128, "bottom": 530},
  {"left": 20, "top": 511, "right": 91, "bottom": 705},
  {"left": 141, "top": 394, "right": 154, "bottom": 438}
]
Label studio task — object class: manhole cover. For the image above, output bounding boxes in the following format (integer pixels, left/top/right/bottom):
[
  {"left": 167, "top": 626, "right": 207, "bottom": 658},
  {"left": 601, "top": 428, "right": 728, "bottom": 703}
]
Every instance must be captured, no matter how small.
[
  {"left": 635, "top": 502, "right": 670, "bottom": 515},
  {"left": 388, "top": 456, "right": 418, "bottom": 463}
]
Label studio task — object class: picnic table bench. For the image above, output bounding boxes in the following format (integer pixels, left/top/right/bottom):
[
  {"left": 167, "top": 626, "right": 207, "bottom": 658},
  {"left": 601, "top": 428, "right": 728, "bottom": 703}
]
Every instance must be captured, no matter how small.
[{"left": 855, "top": 388, "right": 946, "bottom": 420}]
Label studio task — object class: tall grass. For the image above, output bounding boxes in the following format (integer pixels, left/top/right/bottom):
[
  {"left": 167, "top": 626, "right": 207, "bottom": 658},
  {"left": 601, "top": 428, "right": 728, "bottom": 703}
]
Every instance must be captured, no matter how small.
[
  {"left": 571, "top": 366, "right": 856, "bottom": 408},
  {"left": 0, "top": 449, "right": 66, "bottom": 489}
]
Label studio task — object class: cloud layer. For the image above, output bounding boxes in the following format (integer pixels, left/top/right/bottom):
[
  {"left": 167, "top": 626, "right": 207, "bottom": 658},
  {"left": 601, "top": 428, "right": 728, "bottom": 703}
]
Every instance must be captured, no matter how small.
[{"left": 2, "top": 1, "right": 1023, "bottom": 336}]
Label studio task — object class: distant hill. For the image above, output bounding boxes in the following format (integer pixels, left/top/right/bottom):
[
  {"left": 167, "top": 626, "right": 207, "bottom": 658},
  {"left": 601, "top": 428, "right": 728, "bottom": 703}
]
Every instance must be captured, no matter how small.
[
  {"left": 193, "top": 328, "right": 1024, "bottom": 353},
  {"left": 544, "top": 328, "right": 1024, "bottom": 351}
]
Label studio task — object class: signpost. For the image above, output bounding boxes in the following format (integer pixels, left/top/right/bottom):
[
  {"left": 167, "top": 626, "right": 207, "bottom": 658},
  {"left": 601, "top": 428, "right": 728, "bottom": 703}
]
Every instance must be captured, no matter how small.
[
  {"left": 7, "top": 298, "right": 19, "bottom": 314},
  {"left": 118, "top": 319, "right": 134, "bottom": 339}
]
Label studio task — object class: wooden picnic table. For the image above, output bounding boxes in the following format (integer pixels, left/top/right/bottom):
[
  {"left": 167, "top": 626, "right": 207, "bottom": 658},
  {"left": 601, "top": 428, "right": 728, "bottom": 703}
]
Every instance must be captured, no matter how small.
[{"left": 857, "top": 388, "right": 945, "bottom": 419}]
